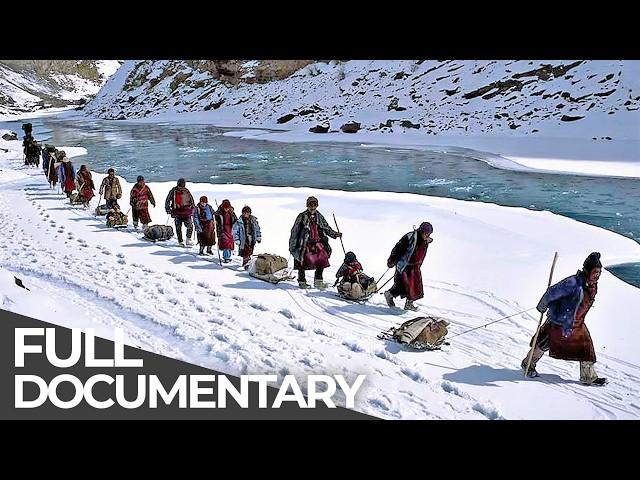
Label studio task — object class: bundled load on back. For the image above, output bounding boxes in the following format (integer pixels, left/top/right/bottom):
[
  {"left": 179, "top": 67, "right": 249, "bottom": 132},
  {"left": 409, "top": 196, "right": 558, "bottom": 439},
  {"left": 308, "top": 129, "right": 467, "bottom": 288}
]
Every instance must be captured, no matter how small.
[
  {"left": 378, "top": 316, "right": 450, "bottom": 351},
  {"left": 21, "top": 123, "right": 33, "bottom": 135},
  {"left": 248, "top": 254, "right": 295, "bottom": 284},
  {"left": 143, "top": 224, "right": 174, "bottom": 242}
]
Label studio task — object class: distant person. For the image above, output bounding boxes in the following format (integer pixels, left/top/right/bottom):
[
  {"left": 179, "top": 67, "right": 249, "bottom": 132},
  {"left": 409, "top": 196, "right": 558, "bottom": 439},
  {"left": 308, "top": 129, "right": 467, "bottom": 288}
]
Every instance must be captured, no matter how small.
[
  {"left": 56, "top": 151, "right": 76, "bottom": 198},
  {"left": 193, "top": 196, "right": 216, "bottom": 256},
  {"left": 522, "top": 252, "right": 607, "bottom": 386},
  {"left": 384, "top": 222, "right": 433, "bottom": 311},
  {"left": 288, "top": 196, "right": 342, "bottom": 289},
  {"left": 165, "top": 178, "right": 195, "bottom": 246},
  {"left": 215, "top": 199, "right": 238, "bottom": 263},
  {"left": 99, "top": 168, "right": 122, "bottom": 209},
  {"left": 129, "top": 175, "right": 156, "bottom": 230},
  {"left": 233, "top": 205, "right": 262, "bottom": 268}
]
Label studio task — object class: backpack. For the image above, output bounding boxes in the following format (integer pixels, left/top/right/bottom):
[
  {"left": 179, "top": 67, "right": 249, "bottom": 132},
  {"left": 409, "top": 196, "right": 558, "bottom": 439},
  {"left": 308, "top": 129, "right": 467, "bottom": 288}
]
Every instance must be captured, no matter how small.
[
  {"left": 253, "top": 254, "right": 288, "bottom": 275},
  {"left": 175, "top": 188, "right": 190, "bottom": 209},
  {"left": 144, "top": 225, "right": 174, "bottom": 242},
  {"left": 382, "top": 317, "right": 450, "bottom": 350}
]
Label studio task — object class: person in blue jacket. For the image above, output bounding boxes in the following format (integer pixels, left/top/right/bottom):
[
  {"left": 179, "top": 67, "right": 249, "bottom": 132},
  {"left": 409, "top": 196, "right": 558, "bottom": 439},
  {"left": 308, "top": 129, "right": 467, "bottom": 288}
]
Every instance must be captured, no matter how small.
[
  {"left": 233, "top": 205, "right": 262, "bottom": 269},
  {"left": 522, "top": 252, "right": 607, "bottom": 386}
]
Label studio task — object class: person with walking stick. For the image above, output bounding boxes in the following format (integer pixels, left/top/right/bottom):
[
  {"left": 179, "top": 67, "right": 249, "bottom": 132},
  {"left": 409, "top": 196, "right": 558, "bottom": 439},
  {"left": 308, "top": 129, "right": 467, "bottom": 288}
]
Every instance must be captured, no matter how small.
[
  {"left": 288, "top": 196, "right": 342, "bottom": 289},
  {"left": 521, "top": 252, "right": 607, "bottom": 386},
  {"left": 384, "top": 222, "right": 434, "bottom": 311}
]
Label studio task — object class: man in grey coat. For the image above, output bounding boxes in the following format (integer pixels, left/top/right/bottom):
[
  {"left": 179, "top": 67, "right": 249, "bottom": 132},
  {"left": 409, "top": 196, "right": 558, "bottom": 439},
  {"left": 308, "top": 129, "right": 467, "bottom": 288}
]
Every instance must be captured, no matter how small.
[{"left": 288, "top": 196, "right": 342, "bottom": 289}]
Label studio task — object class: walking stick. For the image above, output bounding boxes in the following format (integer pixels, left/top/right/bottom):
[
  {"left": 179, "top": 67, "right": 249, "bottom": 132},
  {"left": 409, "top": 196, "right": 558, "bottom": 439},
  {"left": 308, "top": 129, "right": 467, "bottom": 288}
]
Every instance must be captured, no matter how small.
[
  {"left": 524, "top": 251, "right": 559, "bottom": 378},
  {"left": 332, "top": 213, "right": 347, "bottom": 255}
]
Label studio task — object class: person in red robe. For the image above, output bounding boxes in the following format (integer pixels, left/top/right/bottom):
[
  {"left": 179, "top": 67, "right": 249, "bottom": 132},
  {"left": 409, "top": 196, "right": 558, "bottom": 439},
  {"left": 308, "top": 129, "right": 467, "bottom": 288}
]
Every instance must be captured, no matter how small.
[
  {"left": 384, "top": 222, "right": 433, "bottom": 311},
  {"left": 215, "top": 199, "right": 238, "bottom": 263},
  {"left": 75, "top": 165, "right": 95, "bottom": 206},
  {"left": 129, "top": 175, "right": 156, "bottom": 230}
]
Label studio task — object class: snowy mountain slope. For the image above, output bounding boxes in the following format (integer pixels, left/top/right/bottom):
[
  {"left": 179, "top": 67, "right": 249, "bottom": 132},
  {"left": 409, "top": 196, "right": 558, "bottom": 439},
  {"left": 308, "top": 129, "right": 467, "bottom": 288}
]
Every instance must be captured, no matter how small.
[
  {"left": 2, "top": 131, "right": 640, "bottom": 419},
  {"left": 0, "top": 60, "right": 122, "bottom": 118},
  {"left": 84, "top": 60, "right": 640, "bottom": 140}
]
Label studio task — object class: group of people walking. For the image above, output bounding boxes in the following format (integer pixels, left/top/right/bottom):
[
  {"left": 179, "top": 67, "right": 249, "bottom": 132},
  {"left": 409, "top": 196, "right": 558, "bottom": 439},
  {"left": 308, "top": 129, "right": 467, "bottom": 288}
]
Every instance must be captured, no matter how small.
[{"left": 26, "top": 129, "right": 608, "bottom": 387}]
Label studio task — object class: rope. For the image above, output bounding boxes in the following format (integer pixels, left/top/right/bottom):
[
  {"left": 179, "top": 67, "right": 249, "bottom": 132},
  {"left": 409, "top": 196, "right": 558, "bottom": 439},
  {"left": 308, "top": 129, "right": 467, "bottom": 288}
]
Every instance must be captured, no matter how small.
[{"left": 446, "top": 307, "right": 538, "bottom": 340}]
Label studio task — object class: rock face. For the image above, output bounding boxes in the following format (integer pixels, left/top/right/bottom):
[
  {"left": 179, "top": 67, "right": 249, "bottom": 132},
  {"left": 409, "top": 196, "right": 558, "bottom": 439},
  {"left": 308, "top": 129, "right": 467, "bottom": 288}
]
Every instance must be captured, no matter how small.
[
  {"left": 0, "top": 60, "right": 122, "bottom": 117},
  {"left": 82, "top": 60, "right": 639, "bottom": 139}
]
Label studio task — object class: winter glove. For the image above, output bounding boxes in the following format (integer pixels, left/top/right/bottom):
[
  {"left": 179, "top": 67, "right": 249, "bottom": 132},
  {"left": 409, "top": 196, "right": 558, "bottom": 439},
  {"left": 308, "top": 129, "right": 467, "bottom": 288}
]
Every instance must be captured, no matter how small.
[
  {"left": 151, "top": 201, "right": 156, "bottom": 207},
  {"left": 235, "top": 240, "right": 241, "bottom": 245},
  {"left": 387, "top": 259, "right": 395, "bottom": 269},
  {"left": 116, "top": 194, "right": 122, "bottom": 199},
  {"left": 337, "top": 232, "right": 343, "bottom": 238}
]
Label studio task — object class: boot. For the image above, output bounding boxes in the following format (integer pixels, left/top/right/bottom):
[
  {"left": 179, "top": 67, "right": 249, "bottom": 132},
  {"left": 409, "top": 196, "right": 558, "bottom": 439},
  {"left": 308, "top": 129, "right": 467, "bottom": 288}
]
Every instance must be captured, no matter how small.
[
  {"left": 384, "top": 291, "right": 396, "bottom": 307},
  {"left": 314, "top": 279, "right": 328, "bottom": 289},
  {"left": 186, "top": 237, "right": 193, "bottom": 247},
  {"left": 206, "top": 246, "right": 213, "bottom": 255},
  {"left": 580, "top": 361, "right": 607, "bottom": 386},
  {"left": 199, "top": 246, "right": 205, "bottom": 256},
  {"left": 133, "top": 222, "right": 139, "bottom": 230},
  {"left": 404, "top": 299, "right": 418, "bottom": 311},
  {"left": 521, "top": 346, "right": 544, "bottom": 378},
  {"left": 298, "top": 281, "right": 310, "bottom": 289}
]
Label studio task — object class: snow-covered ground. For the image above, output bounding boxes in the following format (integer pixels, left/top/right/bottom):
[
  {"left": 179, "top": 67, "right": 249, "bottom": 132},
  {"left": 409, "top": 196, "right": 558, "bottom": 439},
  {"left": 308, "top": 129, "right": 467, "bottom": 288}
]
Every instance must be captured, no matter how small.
[{"left": 2, "top": 130, "right": 640, "bottom": 419}]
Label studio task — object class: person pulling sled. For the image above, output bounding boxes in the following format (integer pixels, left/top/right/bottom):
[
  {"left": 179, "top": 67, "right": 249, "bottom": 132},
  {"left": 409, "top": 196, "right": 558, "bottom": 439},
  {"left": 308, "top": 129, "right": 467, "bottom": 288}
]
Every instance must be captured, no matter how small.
[{"left": 193, "top": 196, "right": 216, "bottom": 256}]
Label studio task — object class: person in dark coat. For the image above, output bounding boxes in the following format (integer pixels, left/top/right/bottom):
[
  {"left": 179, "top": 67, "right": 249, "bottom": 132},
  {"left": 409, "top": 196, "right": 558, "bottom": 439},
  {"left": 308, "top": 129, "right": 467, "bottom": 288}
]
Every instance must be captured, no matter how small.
[
  {"left": 384, "top": 222, "right": 434, "bottom": 311},
  {"left": 522, "top": 252, "right": 606, "bottom": 386},
  {"left": 233, "top": 205, "right": 262, "bottom": 268},
  {"left": 215, "top": 199, "right": 238, "bottom": 263},
  {"left": 165, "top": 178, "right": 195, "bottom": 246},
  {"left": 288, "top": 196, "right": 342, "bottom": 289},
  {"left": 193, "top": 196, "right": 216, "bottom": 256},
  {"left": 130, "top": 175, "right": 156, "bottom": 230}
]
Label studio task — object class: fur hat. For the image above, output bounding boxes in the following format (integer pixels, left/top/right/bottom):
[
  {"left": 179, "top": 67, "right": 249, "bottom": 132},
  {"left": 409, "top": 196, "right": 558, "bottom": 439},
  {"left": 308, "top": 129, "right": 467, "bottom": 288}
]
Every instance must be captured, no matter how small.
[
  {"left": 221, "top": 199, "right": 231, "bottom": 208},
  {"left": 137, "top": 175, "right": 144, "bottom": 182},
  {"left": 177, "top": 178, "right": 186, "bottom": 187},
  {"left": 306, "top": 196, "right": 319, "bottom": 207},
  {"left": 242, "top": 205, "right": 251, "bottom": 214},
  {"left": 200, "top": 196, "right": 208, "bottom": 203}
]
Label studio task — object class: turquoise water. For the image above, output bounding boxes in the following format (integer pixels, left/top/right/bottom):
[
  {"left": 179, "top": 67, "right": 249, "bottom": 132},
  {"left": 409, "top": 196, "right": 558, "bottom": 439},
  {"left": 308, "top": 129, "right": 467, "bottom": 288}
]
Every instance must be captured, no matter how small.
[{"left": 3, "top": 116, "right": 639, "bottom": 288}]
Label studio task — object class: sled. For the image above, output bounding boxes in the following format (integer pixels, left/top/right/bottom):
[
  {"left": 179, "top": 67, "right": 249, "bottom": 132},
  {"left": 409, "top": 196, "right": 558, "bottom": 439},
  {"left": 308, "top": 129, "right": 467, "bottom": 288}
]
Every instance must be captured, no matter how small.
[
  {"left": 95, "top": 204, "right": 110, "bottom": 216},
  {"left": 249, "top": 268, "right": 296, "bottom": 284},
  {"left": 378, "top": 316, "right": 450, "bottom": 351}
]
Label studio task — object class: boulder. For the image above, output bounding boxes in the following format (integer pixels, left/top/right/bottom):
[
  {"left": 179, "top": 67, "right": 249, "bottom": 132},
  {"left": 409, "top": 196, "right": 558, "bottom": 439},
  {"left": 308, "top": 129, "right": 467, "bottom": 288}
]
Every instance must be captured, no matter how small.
[
  {"left": 309, "top": 123, "right": 330, "bottom": 133},
  {"left": 2, "top": 131, "right": 18, "bottom": 141},
  {"left": 277, "top": 113, "right": 296, "bottom": 124},
  {"left": 340, "top": 122, "right": 361, "bottom": 133}
]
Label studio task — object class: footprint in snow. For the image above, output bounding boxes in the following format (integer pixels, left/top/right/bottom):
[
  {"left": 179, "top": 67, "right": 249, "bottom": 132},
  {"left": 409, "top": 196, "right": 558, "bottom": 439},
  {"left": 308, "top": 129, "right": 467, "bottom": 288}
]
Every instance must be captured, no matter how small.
[
  {"left": 250, "top": 303, "right": 268, "bottom": 312},
  {"left": 278, "top": 308, "right": 294, "bottom": 319},
  {"left": 342, "top": 341, "right": 364, "bottom": 353},
  {"left": 288, "top": 321, "right": 305, "bottom": 332},
  {"left": 400, "top": 367, "right": 428, "bottom": 383}
]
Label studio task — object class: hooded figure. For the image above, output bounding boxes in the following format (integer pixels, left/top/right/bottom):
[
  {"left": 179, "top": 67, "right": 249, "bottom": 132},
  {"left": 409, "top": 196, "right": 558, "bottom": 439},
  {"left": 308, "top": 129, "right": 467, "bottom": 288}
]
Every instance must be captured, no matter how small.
[
  {"left": 214, "top": 199, "right": 238, "bottom": 263},
  {"left": 384, "top": 222, "right": 433, "bottom": 311},
  {"left": 288, "top": 196, "right": 342, "bottom": 289},
  {"left": 130, "top": 175, "right": 156, "bottom": 229},
  {"left": 522, "top": 252, "right": 606, "bottom": 386},
  {"left": 193, "top": 195, "right": 216, "bottom": 256}
]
